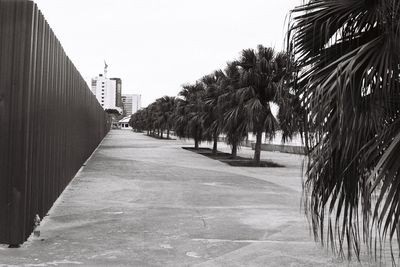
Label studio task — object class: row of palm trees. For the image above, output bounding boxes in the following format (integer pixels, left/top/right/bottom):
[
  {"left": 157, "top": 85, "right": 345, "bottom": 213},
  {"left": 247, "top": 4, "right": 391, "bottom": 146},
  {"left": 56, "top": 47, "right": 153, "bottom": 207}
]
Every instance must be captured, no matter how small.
[
  {"left": 130, "top": 45, "right": 301, "bottom": 164},
  {"left": 130, "top": 0, "right": 400, "bottom": 261},
  {"left": 130, "top": 96, "right": 176, "bottom": 139}
]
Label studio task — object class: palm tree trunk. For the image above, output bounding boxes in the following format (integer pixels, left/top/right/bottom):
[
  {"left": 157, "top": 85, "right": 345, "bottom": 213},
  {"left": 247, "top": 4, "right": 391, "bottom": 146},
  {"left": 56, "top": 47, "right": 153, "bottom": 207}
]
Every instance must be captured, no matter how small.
[
  {"left": 212, "top": 134, "right": 218, "bottom": 154},
  {"left": 194, "top": 127, "right": 201, "bottom": 149},
  {"left": 231, "top": 143, "right": 237, "bottom": 158},
  {"left": 161, "top": 130, "right": 164, "bottom": 139},
  {"left": 254, "top": 130, "right": 262, "bottom": 164}
]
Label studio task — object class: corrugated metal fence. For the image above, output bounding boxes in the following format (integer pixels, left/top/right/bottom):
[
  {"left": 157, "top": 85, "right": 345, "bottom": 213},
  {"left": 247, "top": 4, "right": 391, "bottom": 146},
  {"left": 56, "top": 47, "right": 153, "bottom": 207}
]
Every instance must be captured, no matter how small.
[{"left": 0, "top": 0, "right": 110, "bottom": 245}]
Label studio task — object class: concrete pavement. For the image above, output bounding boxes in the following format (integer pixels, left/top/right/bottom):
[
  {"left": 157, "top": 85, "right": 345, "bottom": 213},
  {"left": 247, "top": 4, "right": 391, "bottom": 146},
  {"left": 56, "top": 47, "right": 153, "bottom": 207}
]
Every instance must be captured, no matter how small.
[{"left": 0, "top": 130, "right": 378, "bottom": 266}]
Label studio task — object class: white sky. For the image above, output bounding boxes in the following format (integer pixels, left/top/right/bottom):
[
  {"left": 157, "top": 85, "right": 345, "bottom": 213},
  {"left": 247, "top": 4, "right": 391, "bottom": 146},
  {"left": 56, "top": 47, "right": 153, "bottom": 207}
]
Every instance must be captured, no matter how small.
[{"left": 34, "top": 0, "right": 301, "bottom": 107}]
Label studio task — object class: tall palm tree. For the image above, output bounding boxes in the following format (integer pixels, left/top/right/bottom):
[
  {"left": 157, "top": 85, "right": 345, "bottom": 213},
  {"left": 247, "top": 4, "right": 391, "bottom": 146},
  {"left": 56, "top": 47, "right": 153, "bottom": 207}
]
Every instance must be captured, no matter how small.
[
  {"left": 274, "top": 57, "right": 307, "bottom": 146},
  {"left": 145, "top": 103, "right": 158, "bottom": 136},
  {"left": 235, "top": 45, "right": 288, "bottom": 164},
  {"left": 201, "top": 70, "right": 225, "bottom": 154},
  {"left": 154, "top": 96, "right": 176, "bottom": 139},
  {"left": 164, "top": 96, "right": 177, "bottom": 139},
  {"left": 289, "top": 0, "right": 400, "bottom": 260},
  {"left": 175, "top": 83, "right": 206, "bottom": 149},
  {"left": 154, "top": 99, "right": 165, "bottom": 138},
  {"left": 219, "top": 62, "right": 248, "bottom": 157},
  {"left": 174, "top": 98, "right": 188, "bottom": 140}
]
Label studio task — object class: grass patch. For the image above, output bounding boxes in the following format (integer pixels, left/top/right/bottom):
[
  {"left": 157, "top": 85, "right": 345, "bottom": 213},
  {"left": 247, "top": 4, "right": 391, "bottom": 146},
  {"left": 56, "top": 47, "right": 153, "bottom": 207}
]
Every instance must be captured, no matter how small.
[{"left": 182, "top": 147, "right": 284, "bottom": 168}]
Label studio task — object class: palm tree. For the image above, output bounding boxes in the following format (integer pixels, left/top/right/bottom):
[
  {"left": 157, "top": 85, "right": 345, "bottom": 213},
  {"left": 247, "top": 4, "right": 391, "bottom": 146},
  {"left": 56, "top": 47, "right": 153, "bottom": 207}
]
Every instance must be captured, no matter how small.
[
  {"left": 235, "top": 45, "right": 288, "bottom": 164},
  {"left": 219, "top": 62, "right": 248, "bottom": 157},
  {"left": 274, "top": 58, "right": 307, "bottom": 147},
  {"left": 175, "top": 83, "right": 206, "bottom": 149},
  {"left": 163, "top": 96, "right": 177, "bottom": 139},
  {"left": 145, "top": 103, "right": 158, "bottom": 136},
  {"left": 129, "top": 109, "right": 146, "bottom": 132},
  {"left": 289, "top": 0, "right": 400, "bottom": 260},
  {"left": 201, "top": 70, "right": 225, "bottom": 154},
  {"left": 154, "top": 96, "right": 176, "bottom": 139}
]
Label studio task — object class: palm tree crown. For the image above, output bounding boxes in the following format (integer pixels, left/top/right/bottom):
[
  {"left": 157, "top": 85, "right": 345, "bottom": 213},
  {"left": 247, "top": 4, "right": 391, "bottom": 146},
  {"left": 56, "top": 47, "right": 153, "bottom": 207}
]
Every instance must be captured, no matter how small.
[{"left": 235, "top": 45, "right": 288, "bottom": 163}]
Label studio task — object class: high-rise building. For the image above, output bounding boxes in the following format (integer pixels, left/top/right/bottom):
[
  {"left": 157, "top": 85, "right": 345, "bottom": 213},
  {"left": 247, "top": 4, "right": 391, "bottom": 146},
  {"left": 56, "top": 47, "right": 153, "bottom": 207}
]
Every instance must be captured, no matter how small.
[
  {"left": 91, "top": 74, "right": 123, "bottom": 113},
  {"left": 122, "top": 94, "right": 141, "bottom": 116},
  {"left": 111, "top": 78, "right": 122, "bottom": 108}
]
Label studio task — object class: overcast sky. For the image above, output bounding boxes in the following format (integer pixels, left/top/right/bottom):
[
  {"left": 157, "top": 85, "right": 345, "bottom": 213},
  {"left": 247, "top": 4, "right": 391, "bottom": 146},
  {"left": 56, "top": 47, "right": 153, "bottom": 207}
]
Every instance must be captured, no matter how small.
[{"left": 34, "top": 0, "right": 301, "bottom": 107}]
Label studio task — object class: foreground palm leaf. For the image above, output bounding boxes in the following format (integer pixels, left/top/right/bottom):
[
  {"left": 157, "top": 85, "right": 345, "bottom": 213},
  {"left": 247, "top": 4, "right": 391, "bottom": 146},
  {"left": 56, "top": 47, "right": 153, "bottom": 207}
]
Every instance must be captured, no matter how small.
[{"left": 289, "top": 0, "right": 400, "bottom": 260}]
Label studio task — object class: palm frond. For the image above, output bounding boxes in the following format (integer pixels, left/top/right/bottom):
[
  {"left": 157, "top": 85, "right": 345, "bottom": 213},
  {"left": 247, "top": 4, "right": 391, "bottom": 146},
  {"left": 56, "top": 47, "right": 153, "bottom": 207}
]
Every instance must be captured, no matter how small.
[{"left": 289, "top": 0, "right": 400, "bottom": 260}]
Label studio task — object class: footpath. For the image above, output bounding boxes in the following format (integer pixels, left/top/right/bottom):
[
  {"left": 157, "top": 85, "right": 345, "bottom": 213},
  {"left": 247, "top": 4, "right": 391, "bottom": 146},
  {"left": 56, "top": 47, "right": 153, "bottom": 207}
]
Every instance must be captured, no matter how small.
[{"left": 0, "top": 130, "right": 375, "bottom": 266}]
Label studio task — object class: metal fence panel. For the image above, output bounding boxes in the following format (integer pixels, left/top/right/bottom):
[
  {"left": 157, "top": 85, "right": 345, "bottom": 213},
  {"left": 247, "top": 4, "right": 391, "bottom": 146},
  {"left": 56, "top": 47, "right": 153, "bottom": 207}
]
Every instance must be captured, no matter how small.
[{"left": 0, "top": 0, "right": 111, "bottom": 245}]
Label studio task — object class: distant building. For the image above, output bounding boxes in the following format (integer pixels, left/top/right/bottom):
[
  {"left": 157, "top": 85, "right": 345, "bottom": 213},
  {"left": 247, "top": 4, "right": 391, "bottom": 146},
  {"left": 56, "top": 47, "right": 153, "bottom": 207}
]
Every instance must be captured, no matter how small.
[
  {"left": 118, "top": 116, "right": 132, "bottom": 130},
  {"left": 122, "top": 94, "right": 141, "bottom": 116},
  {"left": 111, "top": 78, "right": 122, "bottom": 108},
  {"left": 90, "top": 63, "right": 123, "bottom": 113}
]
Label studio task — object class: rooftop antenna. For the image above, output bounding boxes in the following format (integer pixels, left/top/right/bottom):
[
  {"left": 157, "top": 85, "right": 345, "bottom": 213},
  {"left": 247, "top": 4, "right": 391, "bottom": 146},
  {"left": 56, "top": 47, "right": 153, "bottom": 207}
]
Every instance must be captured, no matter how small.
[{"left": 104, "top": 60, "right": 108, "bottom": 77}]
